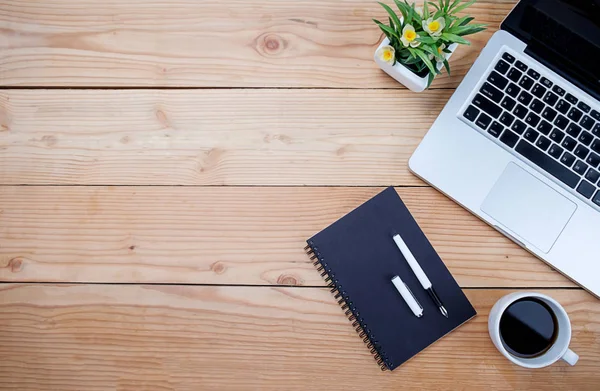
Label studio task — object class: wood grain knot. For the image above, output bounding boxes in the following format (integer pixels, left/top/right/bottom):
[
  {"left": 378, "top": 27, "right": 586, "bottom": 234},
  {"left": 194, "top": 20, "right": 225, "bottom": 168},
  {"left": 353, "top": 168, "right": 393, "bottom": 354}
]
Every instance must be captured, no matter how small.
[
  {"left": 255, "top": 33, "right": 287, "bottom": 57},
  {"left": 276, "top": 274, "right": 301, "bottom": 286},
  {"left": 211, "top": 262, "right": 227, "bottom": 275},
  {"left": 41, "top": 135, "right": 57, "bottom": 146},
  {"left": 8, "top": 257, "right": 23, "bottom": 273}
]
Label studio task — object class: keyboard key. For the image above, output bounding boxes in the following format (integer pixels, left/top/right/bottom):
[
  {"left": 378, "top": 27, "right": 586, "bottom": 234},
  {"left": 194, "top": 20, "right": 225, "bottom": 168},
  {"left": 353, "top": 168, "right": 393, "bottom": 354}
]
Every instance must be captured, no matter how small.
[
  {"left": 587, "top": 152, "right": 600, "bottom": 168},
  {"left": 495, "top": 59, "right": 510, "bottom": 74},
  {"left": 591, "top": 139, "right": 600, "bottom": 154},
  {"left": 536, "top": 136, "right": 552, "bottom": 151},
  {"left": 502, "top": 52, "right": 515, "bottom": 63},
  {"left": 524, "top": 128, "right": 539, "bottom": 143},
  {"left": 568, "top": 107, "right": 583, "bottom": 122},
  {"left": 543, "top": 91, "right": 559, "bottom": 106},
  {"left": 488, "top": 121, "right": 504, "bottom": 138},
  {"left": 518, "top": 91, "right": 533, "bottom": 105},
  {"left": 480, "top": 82, "right": 503, "bottom": 103},
  {"left": 565, "top": 93, "right": 578, "bottom": 105},
  {"left": 593, "top": 123, "right": 600, "bottom": 137},
  {"left": 579, "top": 131, "right": 593, "bottom": 146},
  {"left": 556, "top": 100, "right": 571, "bottom": 115},
  {"left": 552, "top": 85, "right": 566, "bottom": 96},
  {"left": 566, "top": 123, "right": 582, "bottom": 138},
  {"left": 585, "top": 169, "right": 600, "bottom": 184},
  {"left": 560, "top": 152, "right": 576, "bottom": 167},
  {"left": 514, "top": 104, "right": 528, "bottom": 119},
  {"left": 472, "top": 94, "right": 502, "bottom": 118},
  {"left": 464, "top": 106, "right": 480, "bottom": 122},
  {"left": 515, "top": 140, "right": 579, "bottom": 188},
  {"left": 548, "top": 144, "right": 564, "bottom": 159},
  {"left": 531, "top": 84, "right": 547, "bottom": 99},
  {"left": 574, "top": 145, "right": 590, "bottom": 160},
  {"left": 511, "top": 120, "right": 527, "bottom": 135},
  {"left": 573, "top": 160, "right": 589, "bottom": 175},
  {"left": 577, "top": 181, "right": 596, "bottom": 199},
  {"left": 527, "top": 69, "right": 540, "bottom": 80},
  {"left": 476, "top": 113, "right": 492, "bottom": 130},
  {"left": 507, "top": 68, "right": 522, "bottom": 83},
  {"left": 525, "top": 112, "right": 540, "bottom": 127},
  {"left": 542, "top": 107, "right": 557, "bottom": 122},
  {"left": 519, "top": 76, "right": 534, "bottom": 90},
  {"left": 591, "top": 110, "right": 600, "bottom": 121},
  {"left": 554, "top": 115, "right": 569, "bottom": 130},
  {"left": 562, "top": 136, "right": 577, "bottom": 152},
  {"left": 500, "top": 112, "right": 515, "bottom": 127},
  {"left": 540, "top": 77, "right": 553, "bottom": 88},
  {"left": 580, "top": 115, "right": 594, "bottom": 130},
  {"left": 538, "top": 120, "right": 553, "bottom": 135},
  {"left": 501, "top": 96, "right": 517, "bottom": 111},
  {"left": 505, "top": 83, "right": 520, "bottom": 98},
  {"left": 500, "top": 129, "right": 519, "bottom": 148},
  {"left": 549, "top": 129, "right": 565, "bottom": 143},
  {"left": 488, "top": 71, "right": 509, "bottom": 90},
  {"left": 530, "top": 99, "right": 544, "bottom": 114},
  {"left": 577, "top": 101, "right": 591, "bottom": 113},
  {"left": 593, "top": 191, "right": 600, "bottom": 207},
  {"left": 515, "top": 61, "right": 528, "bottom": 72}
]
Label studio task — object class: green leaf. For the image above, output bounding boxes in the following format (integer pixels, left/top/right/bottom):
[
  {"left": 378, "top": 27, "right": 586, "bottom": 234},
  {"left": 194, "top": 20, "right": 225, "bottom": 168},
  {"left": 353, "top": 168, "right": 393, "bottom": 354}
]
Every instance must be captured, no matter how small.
[
  {"left": 421, "top": 44, "right": 442, "bottom": 59},
  {"left": 378, "top": 2, "right": 402, "bottom": 33},
  {"left": 452, "top": 0, "right": 476, "bottom": 14},
  {"left": 423, "top": 1, "right": 430, "bottom": 19},
  {"left": 411, "top": 3, "right": 422, "bottom": 25},
  {"left": 433, "top": 9, "right": 445, "bottom": 19},
  {"left": 443, "top": 59, "right": 451, "bottom": 75},
  {"left": 414, "top": 48, "right": 440, "bottom": 75},
  {"left": 427, "top": 72, "right": 435, "bottom": 89},
  {"left": 393, "top": 0, "right": 409, "bottom": 21},
  {"left": 442, "top": 32, "right": 471, "bottom": 45},
  {"left": 444, "top": 0, "right": 451, "bottom": 12},
  {"left": 430, "top": 1, "right": 440, "bottom": 11},
  {"left": 448, "top": 0, "right": 463, "bottom": 12},
  {"left": 374, "top": 19, "right": 400, "bottom": 39},
  {"left": 451, "top": 25, "right": 486, "bottom": 36},
  {"left": 416, "top": 35, "right": 438, "bottom": 44},
  {"left": 407, "top": 2, "right": 414, "bottom": 24}
]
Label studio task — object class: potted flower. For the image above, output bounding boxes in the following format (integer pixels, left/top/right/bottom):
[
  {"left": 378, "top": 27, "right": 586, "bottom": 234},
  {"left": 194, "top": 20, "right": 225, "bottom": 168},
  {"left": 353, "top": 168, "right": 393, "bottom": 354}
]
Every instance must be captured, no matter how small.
[{"left": 373, "top": 0, "right": 486, "bottom": 92}]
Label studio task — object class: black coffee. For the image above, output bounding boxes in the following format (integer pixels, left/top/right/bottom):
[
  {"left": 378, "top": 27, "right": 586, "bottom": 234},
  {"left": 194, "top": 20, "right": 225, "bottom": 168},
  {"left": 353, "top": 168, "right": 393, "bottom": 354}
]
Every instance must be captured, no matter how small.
[{"left": 499, "top": 298, "right": 558, "bottom": 358}]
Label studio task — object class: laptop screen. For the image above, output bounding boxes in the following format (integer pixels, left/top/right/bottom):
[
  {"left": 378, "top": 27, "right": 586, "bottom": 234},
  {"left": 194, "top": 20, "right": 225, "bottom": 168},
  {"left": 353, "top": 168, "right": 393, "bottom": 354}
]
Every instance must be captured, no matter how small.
[{"left": 502, "top": 0, "right": 600, "bottom": 99}]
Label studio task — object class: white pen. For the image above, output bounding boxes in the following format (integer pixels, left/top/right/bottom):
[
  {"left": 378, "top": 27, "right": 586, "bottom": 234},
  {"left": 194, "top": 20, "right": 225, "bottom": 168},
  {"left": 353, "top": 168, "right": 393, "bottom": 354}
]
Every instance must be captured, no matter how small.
[
  {"left": 391, "top": 275, "right": 423, "bottom": 318},
  {"left": 393, "top": 233, "right": 448, "bottom": 318}
]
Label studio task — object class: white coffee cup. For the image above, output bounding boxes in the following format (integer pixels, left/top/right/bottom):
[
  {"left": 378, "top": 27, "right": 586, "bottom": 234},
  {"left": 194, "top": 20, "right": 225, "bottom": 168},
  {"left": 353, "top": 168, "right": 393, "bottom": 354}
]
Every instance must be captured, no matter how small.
[{"left": 488, "top": 292, "right": 579, "bottom": 368}]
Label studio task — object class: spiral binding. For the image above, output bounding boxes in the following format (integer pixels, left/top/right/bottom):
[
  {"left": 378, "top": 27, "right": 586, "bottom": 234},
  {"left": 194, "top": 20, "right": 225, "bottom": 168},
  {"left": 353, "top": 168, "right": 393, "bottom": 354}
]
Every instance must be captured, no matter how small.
[{"left": 304, "top": 241, "right": 391, "bottom": 371}]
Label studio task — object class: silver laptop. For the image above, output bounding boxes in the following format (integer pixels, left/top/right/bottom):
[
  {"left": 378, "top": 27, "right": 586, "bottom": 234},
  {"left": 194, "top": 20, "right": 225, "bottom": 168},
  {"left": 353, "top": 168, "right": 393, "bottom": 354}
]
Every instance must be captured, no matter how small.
[{"left": 410, "top": 0, "right": 600, "bottom": 297}]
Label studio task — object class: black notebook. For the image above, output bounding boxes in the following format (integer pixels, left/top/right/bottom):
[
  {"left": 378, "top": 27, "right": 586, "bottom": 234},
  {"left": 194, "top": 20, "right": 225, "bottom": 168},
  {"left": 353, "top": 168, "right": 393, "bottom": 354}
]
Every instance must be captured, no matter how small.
[{"left": 305, "top": 187, "right": 476, "bottom": 371}]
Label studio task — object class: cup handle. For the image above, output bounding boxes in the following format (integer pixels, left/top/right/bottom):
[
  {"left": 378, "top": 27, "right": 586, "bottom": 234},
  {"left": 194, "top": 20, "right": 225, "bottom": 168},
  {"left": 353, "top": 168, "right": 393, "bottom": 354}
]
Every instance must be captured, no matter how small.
[{"left": 561, "top": 349, "right": 579, "bottom": 366}]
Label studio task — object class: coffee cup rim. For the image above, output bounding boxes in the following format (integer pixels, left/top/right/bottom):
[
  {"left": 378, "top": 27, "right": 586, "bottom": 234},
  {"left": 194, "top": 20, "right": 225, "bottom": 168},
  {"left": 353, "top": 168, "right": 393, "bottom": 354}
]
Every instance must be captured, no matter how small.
[{"left": 490, "top": 292, "right": 572, "bottom": 368}]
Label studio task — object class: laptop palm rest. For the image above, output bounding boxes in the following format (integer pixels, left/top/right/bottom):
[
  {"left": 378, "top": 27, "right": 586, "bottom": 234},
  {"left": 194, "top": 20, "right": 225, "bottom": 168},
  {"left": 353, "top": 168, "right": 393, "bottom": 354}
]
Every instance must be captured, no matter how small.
[{"left": 481, "top": 163, "right": 577, "bottom": 254}]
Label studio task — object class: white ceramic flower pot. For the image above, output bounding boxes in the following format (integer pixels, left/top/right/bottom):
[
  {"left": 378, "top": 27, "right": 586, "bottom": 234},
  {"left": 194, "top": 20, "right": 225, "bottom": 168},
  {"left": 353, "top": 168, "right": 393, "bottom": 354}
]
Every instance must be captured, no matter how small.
[{"left": 374, "top": 37, "right": 458, "bottom": 92}]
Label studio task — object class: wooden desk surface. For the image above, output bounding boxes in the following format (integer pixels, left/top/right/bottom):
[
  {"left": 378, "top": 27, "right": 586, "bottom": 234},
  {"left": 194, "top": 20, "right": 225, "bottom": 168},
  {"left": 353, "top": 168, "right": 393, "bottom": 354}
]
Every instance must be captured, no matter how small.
[{"left": 1, "top": 1, "right": 598, "bottom": 389}]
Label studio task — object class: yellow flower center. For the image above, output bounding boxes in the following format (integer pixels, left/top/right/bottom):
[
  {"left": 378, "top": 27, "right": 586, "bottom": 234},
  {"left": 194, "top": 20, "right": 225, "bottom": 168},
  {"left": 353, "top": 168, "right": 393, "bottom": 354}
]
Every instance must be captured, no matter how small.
[
  {"left": 404, "top": 30, "right": 417, "bottom": 41},
  {"left": 428, "top": 21, "right": 440, "bottom": 32},
  {"left": 383, "top": 50, "right": 393, "bottom": 62},
  {"left": 438, "top": 46, "right": 444, "bottom": 54}
]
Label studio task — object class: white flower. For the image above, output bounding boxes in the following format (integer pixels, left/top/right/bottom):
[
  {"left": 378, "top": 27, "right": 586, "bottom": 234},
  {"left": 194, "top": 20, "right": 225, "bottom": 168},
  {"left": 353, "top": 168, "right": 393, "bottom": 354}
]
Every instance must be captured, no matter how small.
[
  {"left": 423, "top": 17, "right": 445, "bottom": 37},
  {"left": 376, "top": 45, "right": 395, "bottom": 65},
  {"left": 400, "top": 24, "right": 420, "bottom": 48},
  {"left": 414, "top": 6, "right": 423, "bottom": 17}
]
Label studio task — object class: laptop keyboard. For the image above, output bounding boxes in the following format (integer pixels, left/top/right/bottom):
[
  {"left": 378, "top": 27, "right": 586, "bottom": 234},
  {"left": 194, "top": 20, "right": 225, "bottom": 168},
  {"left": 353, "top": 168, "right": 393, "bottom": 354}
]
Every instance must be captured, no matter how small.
[{"left": 462, "top": 51, "right": 600, "bottom": 210}]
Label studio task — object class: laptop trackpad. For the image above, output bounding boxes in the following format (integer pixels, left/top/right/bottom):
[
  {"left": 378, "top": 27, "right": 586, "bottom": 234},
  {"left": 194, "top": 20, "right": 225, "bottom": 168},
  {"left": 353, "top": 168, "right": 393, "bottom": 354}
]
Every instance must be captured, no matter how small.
[{"left": 481, "top": 163, "right": 576, "bottom": 254}]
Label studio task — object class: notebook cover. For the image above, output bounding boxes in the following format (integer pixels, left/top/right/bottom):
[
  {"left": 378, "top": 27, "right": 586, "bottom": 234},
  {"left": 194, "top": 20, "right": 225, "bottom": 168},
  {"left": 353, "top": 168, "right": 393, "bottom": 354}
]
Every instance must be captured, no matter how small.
[{"left": 306, "top": 187, "right": 476, "bottom": 371}]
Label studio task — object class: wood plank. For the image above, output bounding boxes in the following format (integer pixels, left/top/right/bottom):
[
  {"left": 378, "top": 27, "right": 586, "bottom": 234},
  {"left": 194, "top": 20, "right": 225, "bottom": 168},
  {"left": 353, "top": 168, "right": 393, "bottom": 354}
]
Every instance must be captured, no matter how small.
[
  {"left": 0, "top": 0, "right": 516, "bottom": 88},
  {"left": 0, "top": 285, "right": 597, "bottom": 390},
  {"left": 0, "top": 89, "right": 450, "bottom": 186},
  {"left": 0, "top": 186, "right": 574, "bottom": 287}
]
